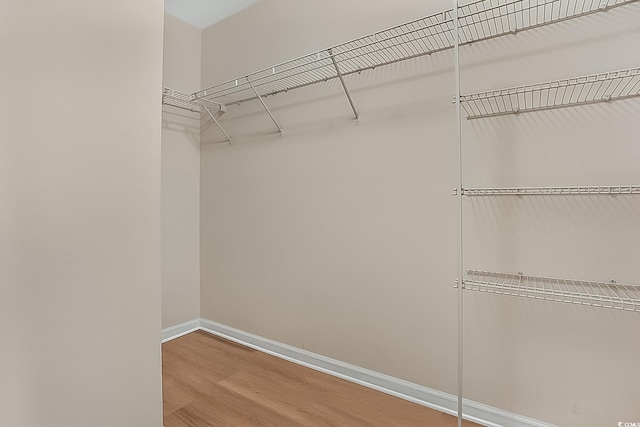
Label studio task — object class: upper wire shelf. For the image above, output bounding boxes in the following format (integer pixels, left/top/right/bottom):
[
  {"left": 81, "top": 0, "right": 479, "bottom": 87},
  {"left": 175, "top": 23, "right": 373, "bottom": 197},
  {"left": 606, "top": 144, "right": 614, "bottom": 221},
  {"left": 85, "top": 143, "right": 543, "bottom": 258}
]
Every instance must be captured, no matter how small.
[
  {"left": 463, "top": 270, "right": 640, "bottom": 312},
  {"left": 194, "top": 0, "right": 637, "bottom": 107},
  {"left": 460, "top": 67, "right": 640, "bottom": 119},
  {"left": 162, "top": 87, "right": 225, "bottom": 114},
  {"left": 162, "top": 88, "right": 202, "bottom": 113},
  {"left": 463, "top": 185, "right": 640, "bottom": 196},
  {"left": 194, "top": 9, "right": 455, "bottom": 106}
]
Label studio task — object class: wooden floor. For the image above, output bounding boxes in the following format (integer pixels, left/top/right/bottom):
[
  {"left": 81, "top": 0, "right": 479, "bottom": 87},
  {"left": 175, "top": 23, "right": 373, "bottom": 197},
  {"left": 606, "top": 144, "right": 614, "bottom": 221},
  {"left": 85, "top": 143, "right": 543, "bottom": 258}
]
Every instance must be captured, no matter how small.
[{"left": 163, "top": 331, "right": 480, "bottom": 426}]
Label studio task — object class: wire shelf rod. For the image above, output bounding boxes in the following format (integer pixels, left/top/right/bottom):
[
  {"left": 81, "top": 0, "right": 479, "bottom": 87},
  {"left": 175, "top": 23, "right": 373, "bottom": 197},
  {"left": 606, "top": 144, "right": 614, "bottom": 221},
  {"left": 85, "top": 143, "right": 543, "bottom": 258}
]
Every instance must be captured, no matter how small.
[
  {"left": 464, "top": 270, "right": 640, "bottom": 312},
  {"left": 462, "top": 185, "right": 640, "bottom": 196}
]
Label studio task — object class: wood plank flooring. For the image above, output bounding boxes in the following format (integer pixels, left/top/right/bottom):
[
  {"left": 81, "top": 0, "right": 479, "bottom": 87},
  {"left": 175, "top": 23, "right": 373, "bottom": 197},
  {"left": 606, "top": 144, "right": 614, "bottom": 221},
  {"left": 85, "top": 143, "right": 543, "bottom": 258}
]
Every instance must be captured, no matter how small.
[{"left": 163, "top": 330, "right": 480, "bottom": 426}]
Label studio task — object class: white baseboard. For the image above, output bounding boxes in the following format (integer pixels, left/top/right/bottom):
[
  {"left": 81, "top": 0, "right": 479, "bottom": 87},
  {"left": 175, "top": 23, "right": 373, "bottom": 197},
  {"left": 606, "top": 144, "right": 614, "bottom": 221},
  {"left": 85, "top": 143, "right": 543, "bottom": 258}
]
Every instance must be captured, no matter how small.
[
  {"left": 162, "top": 319, "right": 200, "bottom": 343},
  {"left": 199, "top": 318, "right": 557, "bottom": 427}
]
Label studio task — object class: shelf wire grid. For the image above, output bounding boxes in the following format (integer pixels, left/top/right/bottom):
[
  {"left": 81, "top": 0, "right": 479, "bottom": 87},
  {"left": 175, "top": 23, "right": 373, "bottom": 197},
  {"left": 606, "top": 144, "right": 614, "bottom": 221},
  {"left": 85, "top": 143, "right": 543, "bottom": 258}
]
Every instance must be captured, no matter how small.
[
  {"left": 194, "top": 10, "right": 455, "bottom": 106},
  {"left": 162, "top": 88, "right": 203, "bottom": 113},
  {"left": 460, "top": 67, "right": 640, "bottom": 118},
  {"left": 456, "top": 0, "right": 635, "bottom": 45},
  {"left": 463, "top": 185, "right": 640, "bottom": 196},
  {"left": 162, "top": 87, "right": 225, "bottom": 114},
  {"left": 195, "top": 0, "right": 637, "bottom": 107},
  {"left": 464, "top": 270, "right": 640, "bottom": 312}
]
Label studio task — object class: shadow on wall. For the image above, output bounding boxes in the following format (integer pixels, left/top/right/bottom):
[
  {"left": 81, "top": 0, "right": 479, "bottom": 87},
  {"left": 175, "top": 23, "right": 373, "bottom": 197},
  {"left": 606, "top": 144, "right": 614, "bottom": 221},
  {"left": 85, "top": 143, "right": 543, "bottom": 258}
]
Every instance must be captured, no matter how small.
[{"left": 162, "top": 108, "right": 201, "bottom": 146}]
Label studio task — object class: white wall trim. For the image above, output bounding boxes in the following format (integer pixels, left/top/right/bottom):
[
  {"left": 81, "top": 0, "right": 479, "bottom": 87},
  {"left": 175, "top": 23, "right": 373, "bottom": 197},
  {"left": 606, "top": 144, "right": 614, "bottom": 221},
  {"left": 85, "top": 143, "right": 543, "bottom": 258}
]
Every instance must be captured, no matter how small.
[
  {"left": 162, "top": 319, "right": 200, "bottom": 343},
  {"left": 199, "top": 318, "right": 557, "bottom": 427}
]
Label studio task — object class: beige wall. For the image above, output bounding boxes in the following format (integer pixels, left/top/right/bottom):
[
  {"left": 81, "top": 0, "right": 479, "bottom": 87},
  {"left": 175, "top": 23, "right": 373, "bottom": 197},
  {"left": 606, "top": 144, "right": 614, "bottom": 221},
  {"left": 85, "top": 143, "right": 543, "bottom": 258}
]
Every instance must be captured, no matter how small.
[
  {"left": 200, "top": 0, "right": 457, "bottom": 407},
  {"left": 0, "top": 1, "right": 163, "bottom": 426},
  {"left": 162, "top": 14, "right": 201, "bottom": 329},
  {"left": 199, "top": 1, "right": 640, "bottom": 426}
]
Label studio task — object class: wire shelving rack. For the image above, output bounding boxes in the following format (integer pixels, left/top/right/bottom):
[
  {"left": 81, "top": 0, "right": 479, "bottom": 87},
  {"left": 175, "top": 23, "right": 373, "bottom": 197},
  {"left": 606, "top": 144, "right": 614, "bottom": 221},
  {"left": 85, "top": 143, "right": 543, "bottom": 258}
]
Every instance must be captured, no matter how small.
[
  {"left": 162, "top": 87, "right": 232, "bottom": 142},
  {"left": 162, "top": 88, "right": 224, "bottom": 114},
  {"left": 194, "top": 0, "right": 636, "bottom": 108},
  {"left": 462, "top": 270, "right": 640, "bottom": 312},
  {"left": 163, "top": 0, "right": 637, "bottom": 142},
  {"left": 452, "top": 2, "right": 640, "bottom": 425},
  {"left": 459, "top": 67, "right": 640, "bottom": 119},
  {"left": 462, "top": 185, "right": 640, "bottom": 196},
  {"left": 162, "top": 88, "right": 202, "bottom": 113}
]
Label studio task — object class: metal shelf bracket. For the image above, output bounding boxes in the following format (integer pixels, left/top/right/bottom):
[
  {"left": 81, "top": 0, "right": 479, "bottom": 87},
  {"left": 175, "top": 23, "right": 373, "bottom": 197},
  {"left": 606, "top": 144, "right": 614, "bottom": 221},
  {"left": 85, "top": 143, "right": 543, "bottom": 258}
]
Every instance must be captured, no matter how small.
[
  {"left": 329, "top": 48, "right": 360, "bottom": 124},
  {"left": 247, "top": 77, "right": 284, "bottom": 137},
  {"left": 462, "top": 185, "right": 640, "bottom": 196}
]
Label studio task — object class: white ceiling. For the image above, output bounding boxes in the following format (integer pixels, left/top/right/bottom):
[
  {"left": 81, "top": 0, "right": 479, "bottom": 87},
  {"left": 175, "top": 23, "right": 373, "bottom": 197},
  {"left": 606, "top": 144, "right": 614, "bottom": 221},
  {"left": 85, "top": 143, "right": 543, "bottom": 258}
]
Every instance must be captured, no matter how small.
[{"left": 165, "top": 0, "right": 262, "bottom": 30}]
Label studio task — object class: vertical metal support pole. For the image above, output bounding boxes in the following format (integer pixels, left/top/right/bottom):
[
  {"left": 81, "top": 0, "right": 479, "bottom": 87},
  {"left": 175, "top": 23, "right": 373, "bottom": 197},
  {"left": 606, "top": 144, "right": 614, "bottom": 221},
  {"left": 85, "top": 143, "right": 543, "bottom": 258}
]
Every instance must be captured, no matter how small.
[
  {"left": 246, "top": 77, "right": 283, "bottom": 136},
  {"left": 329, "top": 48, "right": 360, "bottom": 124},
  {"left": 453, "top": 2, "right": 464, "bottom": 427},
  {"left": 198, "top": 100, "right": 232, "bottom": 143}
]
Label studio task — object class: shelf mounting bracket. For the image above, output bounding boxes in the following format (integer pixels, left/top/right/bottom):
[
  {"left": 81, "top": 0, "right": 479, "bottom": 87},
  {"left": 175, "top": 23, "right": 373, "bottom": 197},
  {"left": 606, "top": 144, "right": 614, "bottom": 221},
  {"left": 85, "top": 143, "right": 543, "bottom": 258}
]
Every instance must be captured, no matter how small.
[
  {"left": 329, "top": 48, "right": 360, "bottom": 124},
  {"left": 198, "top": 100, "right": 232, "bottom": 143},
  {"left": 246, "top": 77, "right": 283, "bottom": 137}
]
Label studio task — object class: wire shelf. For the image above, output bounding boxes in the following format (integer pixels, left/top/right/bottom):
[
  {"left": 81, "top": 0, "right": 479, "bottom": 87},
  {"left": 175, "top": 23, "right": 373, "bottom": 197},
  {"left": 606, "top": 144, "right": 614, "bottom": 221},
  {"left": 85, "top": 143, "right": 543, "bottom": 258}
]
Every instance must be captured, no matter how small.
[
  {"left": 463, "top": 270, "right": 640, "bottom": 312},
  {"left": 195, "top": 0, "right": 637, "bottom": 107},
  {"left": 162, "top": 88, "right": 202, "bottom": 113},
  {"left": 456, "top": 0, "right": 635, "bottom": 45},
  {"left": 463, "top": 185, "right": 640, "bottom": 196},
  {"left": 194, "top": 10, "right": 455, "bottom": 106},
  {"left": 162, "top": 87, "right": 224, "bottom": 114},
  {"left": 460, "top": 67, "right": 640, "bottom": 118}
]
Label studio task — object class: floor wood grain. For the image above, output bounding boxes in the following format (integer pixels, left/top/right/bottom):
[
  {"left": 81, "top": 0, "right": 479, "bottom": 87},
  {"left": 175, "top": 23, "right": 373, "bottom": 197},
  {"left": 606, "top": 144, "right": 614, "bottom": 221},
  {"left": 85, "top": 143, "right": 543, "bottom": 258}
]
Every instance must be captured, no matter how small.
[{"left": 162, "top": 330, "right": 480, "bottom": 426}]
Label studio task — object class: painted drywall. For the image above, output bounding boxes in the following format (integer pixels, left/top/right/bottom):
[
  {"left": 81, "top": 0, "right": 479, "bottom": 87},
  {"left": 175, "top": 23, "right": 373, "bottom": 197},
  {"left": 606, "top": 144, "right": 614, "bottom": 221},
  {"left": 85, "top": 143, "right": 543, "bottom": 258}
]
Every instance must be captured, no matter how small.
[
  {"left": 199, "top": 1, "right": 640, "bottom": 426},
  {"left": 162, "top": 14, "right": 201, "bottom": 329},
  {"left": 200, "top": 0, "right": 458, "bottom": 409},
  {"left": 0, "top": 1, "right": 163, "bottom": 426}
]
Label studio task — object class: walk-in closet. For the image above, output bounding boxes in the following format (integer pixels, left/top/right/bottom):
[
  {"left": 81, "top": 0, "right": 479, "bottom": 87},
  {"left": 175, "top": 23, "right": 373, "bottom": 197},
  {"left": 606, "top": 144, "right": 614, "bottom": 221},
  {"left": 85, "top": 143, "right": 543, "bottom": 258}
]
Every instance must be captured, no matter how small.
[{"left": 3, "top": 1, "right": 638, "bottom": 426}]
